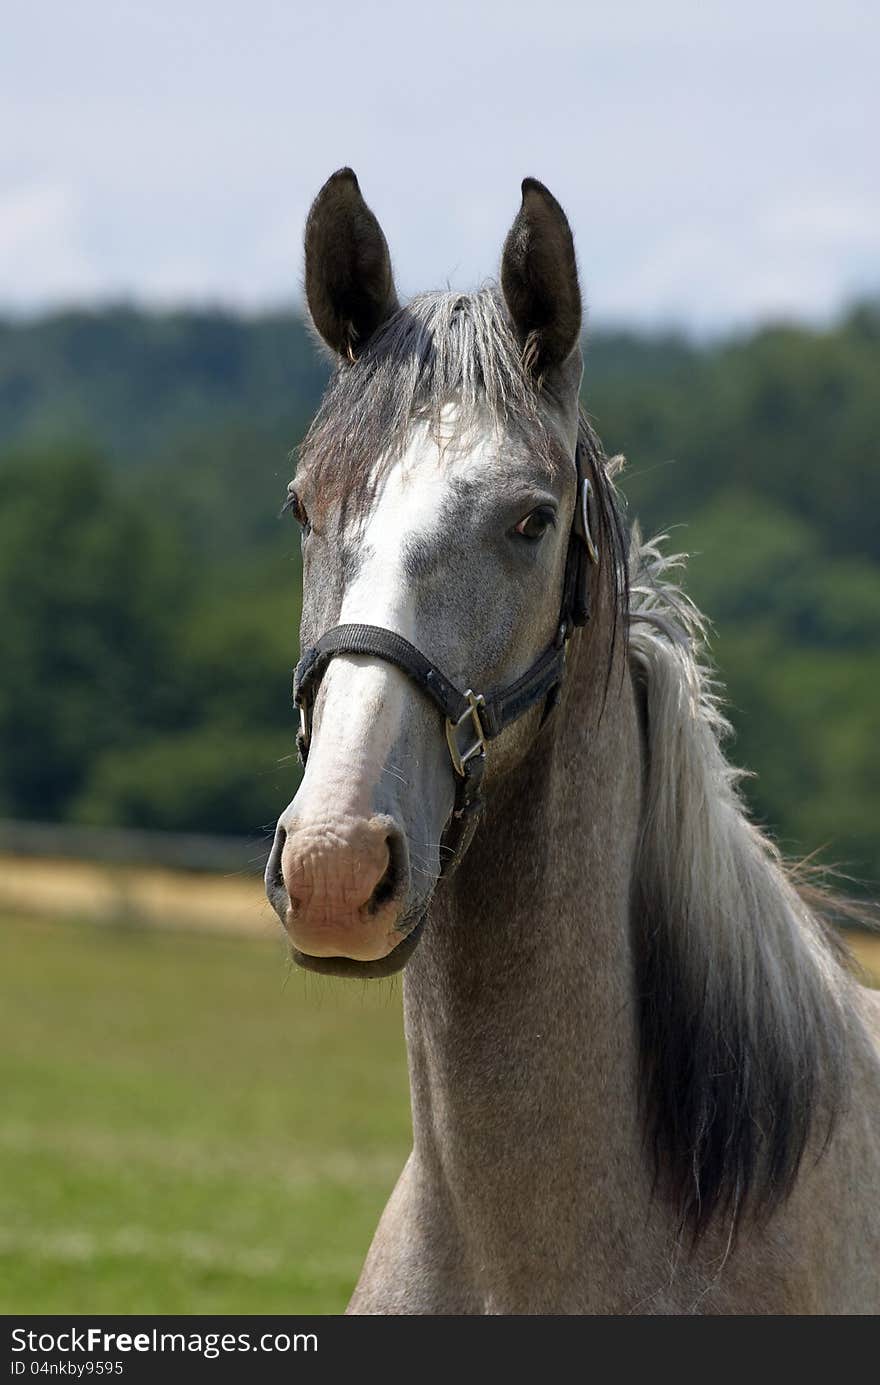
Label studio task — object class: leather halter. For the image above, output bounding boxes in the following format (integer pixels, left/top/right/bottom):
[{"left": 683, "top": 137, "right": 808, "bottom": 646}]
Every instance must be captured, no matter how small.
[{"left": 293, "top": 440, "right": 599, "bottom": 875}]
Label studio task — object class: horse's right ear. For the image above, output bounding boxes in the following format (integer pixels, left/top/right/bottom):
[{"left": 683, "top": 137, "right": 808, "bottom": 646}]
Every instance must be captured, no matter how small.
[{"left": 304, "top": 168, "right": 399, "bottom": 360}]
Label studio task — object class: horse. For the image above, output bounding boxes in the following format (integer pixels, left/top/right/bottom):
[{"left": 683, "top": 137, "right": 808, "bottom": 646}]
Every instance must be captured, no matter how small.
[{"left": 265, "top": 168, "right": 880, "bottom": 1314}]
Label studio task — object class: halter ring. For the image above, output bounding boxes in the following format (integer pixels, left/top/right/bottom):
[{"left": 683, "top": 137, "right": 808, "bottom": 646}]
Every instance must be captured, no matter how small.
[{"left": 445, "top": 691, "right": 488, "bottom": 778}]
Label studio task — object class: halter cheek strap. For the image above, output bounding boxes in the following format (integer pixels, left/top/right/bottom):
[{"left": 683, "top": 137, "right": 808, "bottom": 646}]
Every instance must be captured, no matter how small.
[{"left": 292, "top": 440, "right": 599, "bottom": 876}]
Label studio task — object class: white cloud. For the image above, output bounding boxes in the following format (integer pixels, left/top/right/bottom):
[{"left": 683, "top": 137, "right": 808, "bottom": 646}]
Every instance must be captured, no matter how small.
[
  {"left": 759, "top": 201, "right": 880, "bottom": 247},
  {"left": 0, "top": 183, "right": 103, "bottom": 307}
]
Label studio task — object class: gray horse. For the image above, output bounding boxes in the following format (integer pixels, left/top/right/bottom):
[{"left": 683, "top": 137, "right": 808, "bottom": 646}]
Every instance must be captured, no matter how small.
[{"left": 266, "top": 169, "right": 880, "bottom": 1314}]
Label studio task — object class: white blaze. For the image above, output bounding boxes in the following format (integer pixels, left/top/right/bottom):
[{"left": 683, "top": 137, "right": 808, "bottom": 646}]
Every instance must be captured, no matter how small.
[{"left": 293, "top": 420, "right": 493, "bottom": 824}]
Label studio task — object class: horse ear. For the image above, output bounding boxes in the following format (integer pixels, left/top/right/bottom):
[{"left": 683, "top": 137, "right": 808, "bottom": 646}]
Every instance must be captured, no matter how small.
[
  {"left": 501, "top": 178, "right": 582, "bottom": 375},
  {"left": 304, "top": 168, "right": 399, "bottom": 360}
]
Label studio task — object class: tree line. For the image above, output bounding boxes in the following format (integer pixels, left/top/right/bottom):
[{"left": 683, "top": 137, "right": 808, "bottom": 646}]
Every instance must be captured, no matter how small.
[{"left": 0, "top": 302, "right": 877, "bottom": 884}]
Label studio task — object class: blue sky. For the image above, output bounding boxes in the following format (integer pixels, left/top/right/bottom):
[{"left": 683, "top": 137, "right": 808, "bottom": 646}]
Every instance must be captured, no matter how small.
[{"left": 2, "top": 1, "right": 877, "bottom": 329}]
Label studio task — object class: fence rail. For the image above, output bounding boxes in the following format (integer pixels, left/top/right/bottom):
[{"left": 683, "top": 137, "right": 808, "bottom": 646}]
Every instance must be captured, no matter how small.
[{"left": 0, "top": 819, "right": 269, "bottom": 876}]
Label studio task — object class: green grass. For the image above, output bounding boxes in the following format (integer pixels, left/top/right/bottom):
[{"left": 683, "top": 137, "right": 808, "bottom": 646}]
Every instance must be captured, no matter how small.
[{"left": 0, "top": 913, "right": 411, "bottom": 1314}]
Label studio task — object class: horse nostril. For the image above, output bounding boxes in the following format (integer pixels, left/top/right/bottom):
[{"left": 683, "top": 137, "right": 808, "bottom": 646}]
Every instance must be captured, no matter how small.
[
  {"left": 367, "top": 834, "right": 401, "bottom": 913},
  {"left": 265, "top": 823, "right": 288, "bottom": 912}
]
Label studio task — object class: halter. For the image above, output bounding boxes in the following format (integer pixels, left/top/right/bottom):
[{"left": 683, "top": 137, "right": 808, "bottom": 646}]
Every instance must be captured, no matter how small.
[{"left": 293, "top": 440, "right": 599, "bottom": 875}]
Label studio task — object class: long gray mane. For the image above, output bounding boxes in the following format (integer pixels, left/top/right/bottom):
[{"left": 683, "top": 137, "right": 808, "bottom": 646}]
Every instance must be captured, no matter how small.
[{"left": 628, "top": 533, "right": 854, "bottom": 1237}]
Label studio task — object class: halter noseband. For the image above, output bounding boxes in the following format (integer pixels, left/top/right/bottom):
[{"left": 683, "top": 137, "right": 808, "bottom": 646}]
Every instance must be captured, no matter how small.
[{"left": 292, "top": 441, "right": 599, "bottom": 876}]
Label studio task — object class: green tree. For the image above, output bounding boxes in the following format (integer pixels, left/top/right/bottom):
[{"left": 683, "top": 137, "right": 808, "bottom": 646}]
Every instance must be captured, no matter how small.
[{"left": 0, "top": 449, "right": 190, "bottom": 818}]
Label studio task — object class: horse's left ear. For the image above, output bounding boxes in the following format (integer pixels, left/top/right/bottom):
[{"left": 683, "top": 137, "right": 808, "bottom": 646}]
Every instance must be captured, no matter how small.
[
  {"left": 304, "top": 168, "right": 399, "bottom": 360},
  {"left": 501, "top": 178, "right": 582, "bottom": 374}
]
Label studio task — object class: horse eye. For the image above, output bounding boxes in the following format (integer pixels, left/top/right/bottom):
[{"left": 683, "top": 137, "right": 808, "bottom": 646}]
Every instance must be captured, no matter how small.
[
  {"left": 286, "top": 487, "right": 311, "bottom": 534},
  {"left": 513, "top": 507, "right": 556, "bottom": 542}
]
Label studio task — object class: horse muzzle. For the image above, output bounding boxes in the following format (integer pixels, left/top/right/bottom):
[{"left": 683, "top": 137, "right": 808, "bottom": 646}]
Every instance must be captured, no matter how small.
[{"left": 265, "top": 808, "right": 415, "bottom": 967}]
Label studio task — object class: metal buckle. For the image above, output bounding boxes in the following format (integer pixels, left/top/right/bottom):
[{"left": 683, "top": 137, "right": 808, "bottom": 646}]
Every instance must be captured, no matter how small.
[
  {"left": 578, "top": 477, "right": 599, "bottom": 565},
  {"left": 445, "top": 690, "right": 487, "bottom": 777},
  {"left": 297, "top": 697, "right": 311, "bottom": 751}
]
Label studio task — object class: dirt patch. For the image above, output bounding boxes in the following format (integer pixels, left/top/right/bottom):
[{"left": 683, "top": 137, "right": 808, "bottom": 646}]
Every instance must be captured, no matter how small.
[
  {"left": 1, "top": 850, "right": 877, "bottom": 982},
  {"left": 0, "top": 853, "right": 276, "bottom": 938},
  {"left": 850, "top": 930, "right": 880, "bottom": 986}
]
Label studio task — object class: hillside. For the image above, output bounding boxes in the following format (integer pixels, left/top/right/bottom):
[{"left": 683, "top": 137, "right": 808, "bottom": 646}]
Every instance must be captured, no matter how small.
[{"left": 1, "top": 302, "right": 878, "bottom": 884}]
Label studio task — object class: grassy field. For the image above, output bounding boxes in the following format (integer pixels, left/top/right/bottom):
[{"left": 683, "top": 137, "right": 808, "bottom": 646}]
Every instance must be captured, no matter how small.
[
  {"left": 0, "top": 913, "right": 410, "bottom": 1314},
  {"left": 1, "top": 911, "right": 877, "bottom": 1316}
]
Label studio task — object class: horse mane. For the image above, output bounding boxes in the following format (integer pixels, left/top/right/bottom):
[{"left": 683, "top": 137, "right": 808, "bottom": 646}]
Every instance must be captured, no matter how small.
[{"left": 628, "top": 531, "right": 857, "bottom": 1240}]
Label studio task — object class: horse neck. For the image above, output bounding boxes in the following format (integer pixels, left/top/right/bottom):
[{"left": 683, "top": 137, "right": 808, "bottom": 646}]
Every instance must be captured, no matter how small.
[{"left": 402, "top": 615, "right": 649, "bottom": 1227}]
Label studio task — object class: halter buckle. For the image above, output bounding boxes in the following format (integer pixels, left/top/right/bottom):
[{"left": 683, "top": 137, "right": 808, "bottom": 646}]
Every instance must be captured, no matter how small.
[
  {"left": 445, "top": 690, "right": 487, "bottom": 778},
  {"left": 298, "top": 700, "right": 311, "bottom": 751}
]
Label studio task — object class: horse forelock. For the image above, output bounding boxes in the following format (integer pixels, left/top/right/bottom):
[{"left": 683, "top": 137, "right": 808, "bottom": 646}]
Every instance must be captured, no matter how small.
[{"left": 296, "top": 286, "right": 562, "bottom": 509}]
